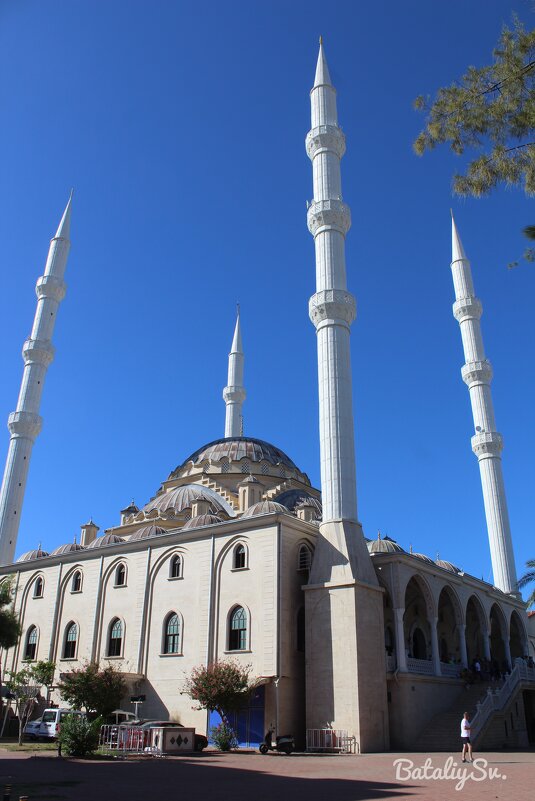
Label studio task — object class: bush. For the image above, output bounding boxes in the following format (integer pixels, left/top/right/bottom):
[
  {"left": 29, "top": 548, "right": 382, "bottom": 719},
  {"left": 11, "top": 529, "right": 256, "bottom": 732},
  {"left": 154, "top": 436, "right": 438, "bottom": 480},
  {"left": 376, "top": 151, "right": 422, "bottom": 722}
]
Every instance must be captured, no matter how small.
[
  {"left": 58, "top": 715, "right": 103, "bottom": 757},
  {"left": 209, "top": 722, "right": 238, "bottom": 752}
]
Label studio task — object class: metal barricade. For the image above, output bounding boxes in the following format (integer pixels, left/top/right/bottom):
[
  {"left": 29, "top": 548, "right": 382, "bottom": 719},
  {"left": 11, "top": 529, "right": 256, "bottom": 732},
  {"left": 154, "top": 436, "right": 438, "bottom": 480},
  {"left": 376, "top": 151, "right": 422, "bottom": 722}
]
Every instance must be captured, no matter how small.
[
  {"left": 306, "top": 728, "right": 356, "bottom": 753},
  {"left": 99, "top": 724, "right": 147, "bottom": 754}
]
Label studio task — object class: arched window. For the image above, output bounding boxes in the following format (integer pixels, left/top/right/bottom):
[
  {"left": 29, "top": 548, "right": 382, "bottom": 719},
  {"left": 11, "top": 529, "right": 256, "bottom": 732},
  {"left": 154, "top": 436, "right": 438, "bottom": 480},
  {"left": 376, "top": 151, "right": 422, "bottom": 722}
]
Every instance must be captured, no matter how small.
[
  {"left": 115, "top": 563, "right": 126, "bottom": 587},
  {"left": 297, "top": 544, "right": 312, "bottom": 572},
  {"left": 233, "top": 544, "right": 247, "bottom": 570},
  {"left": 169, "top": 554, "right": 182, "bottom": 579},
  {"left": 229, "top": 606, "right": 248, "bottom": 651},
  {"left": 63, "top": 622, "right": 78, "bottom": 659},
  {"left": 163, "top": 613, "right": 181, "bottom": 654},
  {"left": 107, "top": 618, "right": 123, "bottom": 657},
  {"left": 71, "top": 571, "right": 82, "bottom": 593},
  {"left": 297, "top": 607, "right": 305, "bottom": 653},
  {"left": 33, "top": 576, "right": 44, "bottom": 598},
  {"left": 24, "top": 626, "right": 38, "bottom": 660}
]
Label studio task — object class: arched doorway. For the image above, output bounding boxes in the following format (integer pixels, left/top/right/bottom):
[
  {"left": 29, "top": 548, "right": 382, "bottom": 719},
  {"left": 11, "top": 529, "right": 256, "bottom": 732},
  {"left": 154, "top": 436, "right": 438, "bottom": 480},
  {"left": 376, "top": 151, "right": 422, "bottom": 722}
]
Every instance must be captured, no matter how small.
[
  {"left": 510, "top": 611, "right": 527, "bottom": 660},
  {"left": 437, "top": 586, "right": 461, "bottom": 665},
  {"left": 403, "top": 577, "right": 432, "bottom": 663},
  {"left": 465, "top": 596, "right": 486, "bottom": 664},
  {"left": 490, "top": 603, "right": 507, "bottom": 667}
]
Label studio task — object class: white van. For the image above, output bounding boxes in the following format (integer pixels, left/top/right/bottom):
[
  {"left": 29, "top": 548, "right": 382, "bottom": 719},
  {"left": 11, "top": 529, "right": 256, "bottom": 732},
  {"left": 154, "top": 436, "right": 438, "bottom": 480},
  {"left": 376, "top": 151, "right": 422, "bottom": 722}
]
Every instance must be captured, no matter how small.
[{"left": 39, "top": 708, "right": 85, "bottom": 739}]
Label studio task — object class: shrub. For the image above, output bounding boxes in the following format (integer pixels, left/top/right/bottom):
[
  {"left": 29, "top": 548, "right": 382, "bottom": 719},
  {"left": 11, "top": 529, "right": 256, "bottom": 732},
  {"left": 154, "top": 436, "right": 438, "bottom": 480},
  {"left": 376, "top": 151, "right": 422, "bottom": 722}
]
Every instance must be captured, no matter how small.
[
  {"left": 58, "top": 715, "right": 103, "bottom": 757},
  {"left": 209, "top": 721, "right": 238, "bottom": 752}
]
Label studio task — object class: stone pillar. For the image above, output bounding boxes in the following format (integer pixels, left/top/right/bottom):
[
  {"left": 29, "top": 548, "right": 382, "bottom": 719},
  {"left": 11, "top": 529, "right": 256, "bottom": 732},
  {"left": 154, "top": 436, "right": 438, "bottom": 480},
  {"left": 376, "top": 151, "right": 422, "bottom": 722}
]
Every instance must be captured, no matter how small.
[
  {"left": 431, "top": 616, "right": 442, "bottom": 675},
  {"left": 458, "top": 623, "right": 468, "bottom": 668},
  {"left": 504, "top": 636, "right": 512, "bottom": 670},
  {"left": 394, "top": 608, "right": 408, "bottom": 672},
  {"left": 482, "top": 629, "right": 491, "bottom": 661}
]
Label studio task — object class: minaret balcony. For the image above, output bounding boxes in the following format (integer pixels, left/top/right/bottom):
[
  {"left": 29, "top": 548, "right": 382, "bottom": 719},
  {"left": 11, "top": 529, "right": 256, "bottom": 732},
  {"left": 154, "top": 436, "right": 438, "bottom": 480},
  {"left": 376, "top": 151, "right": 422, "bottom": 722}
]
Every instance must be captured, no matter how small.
[
  {"left": 7, "top": 410, "right": 42, "bottom": 440},
  {"left": 306, "top": 125, "right": 346, "bottom": 160},
  {"left": 453, "top": 296, "right": 482, "bottom": 322},
  {"left": 309, "top": 289, "right": 356, "bottom": 328},
  {"left": 223, "top": 386, "right": 246, "bottom": 404},
  {"left": 35, "top": 274, "right": 66, "bottom": 303},
  {"left": 307, "top": 199, "right": 351, "bottom": 236},
  {"left": 471, "top": 431, "right": 503, "bottom": 458},
  {"left": 461, "top": 360, "right": 493, "bottom": 387},
  {"left": 22, "top": 338, "right": 55, "bottom": 367}
]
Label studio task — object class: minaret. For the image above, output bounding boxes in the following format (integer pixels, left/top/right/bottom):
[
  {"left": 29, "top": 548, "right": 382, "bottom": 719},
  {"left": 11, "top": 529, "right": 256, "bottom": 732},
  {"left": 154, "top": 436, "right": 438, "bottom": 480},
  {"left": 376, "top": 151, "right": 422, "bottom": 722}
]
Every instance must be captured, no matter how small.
[
  {"left": 222, "top": 309, "right": 245, "bottom": 438},
  {"left": 450, "top": 214, "right": 517, "bottom": 594},
  {"left": 303, "top": 41, "right": 388, "bottom": 752},
  {"left": 0, "top": 194, "right": 73, "bottom": 565}
]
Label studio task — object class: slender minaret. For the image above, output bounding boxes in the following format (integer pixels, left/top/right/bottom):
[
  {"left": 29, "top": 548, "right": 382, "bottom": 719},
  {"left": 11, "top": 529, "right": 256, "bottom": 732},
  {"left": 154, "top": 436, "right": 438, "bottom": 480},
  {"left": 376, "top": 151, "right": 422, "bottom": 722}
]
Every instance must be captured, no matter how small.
[
  {"left": 222, "top": 309, "right": 245, "bottom": 438},
  {"left": 304, "top": 40, "right": 388, "bottom": 752},
  {"left": 0, "top": 194, "right": 73, "bottom": 565},
  {"left": 450, "top": 214, "right": 517, "bottom": 595}
]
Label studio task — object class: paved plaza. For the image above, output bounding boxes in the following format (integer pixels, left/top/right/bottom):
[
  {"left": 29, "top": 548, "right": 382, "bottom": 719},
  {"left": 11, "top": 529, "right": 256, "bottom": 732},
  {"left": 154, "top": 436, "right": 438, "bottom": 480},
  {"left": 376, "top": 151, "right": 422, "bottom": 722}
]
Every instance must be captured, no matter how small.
[{"left": 0, "top": 749, "right": 533, "bottom": 801}]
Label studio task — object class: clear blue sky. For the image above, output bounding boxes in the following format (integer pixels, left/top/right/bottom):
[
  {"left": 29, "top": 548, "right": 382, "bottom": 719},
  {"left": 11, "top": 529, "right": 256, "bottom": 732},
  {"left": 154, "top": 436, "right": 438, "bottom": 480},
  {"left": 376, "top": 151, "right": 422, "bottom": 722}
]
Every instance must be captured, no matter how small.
[{"left": 0, "top": 1, "right": 533, "bottom": 593}]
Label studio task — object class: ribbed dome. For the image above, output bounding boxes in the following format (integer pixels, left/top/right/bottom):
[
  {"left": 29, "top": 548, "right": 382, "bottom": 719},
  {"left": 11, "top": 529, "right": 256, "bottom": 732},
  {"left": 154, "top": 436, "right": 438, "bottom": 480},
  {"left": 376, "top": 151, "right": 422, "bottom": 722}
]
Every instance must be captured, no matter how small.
[
  {"left": 368, "top": 535, "right": 405, "bottom": 554},
  {"left": 16, "top": 548, "right": 50, "bottom": 563},
  {"left": 411, "top": 552, "right": 434, "bottom": 564},
  {"left": 181, "top": 514, "right": 223, "bottom": 530},
  {"left": 50, "top": 542, "right": 86, "bottom": 556},
  {"left": 435, "top": 559, "right": 462, "bottom": 574},
  {"left": 275, "top": 489, "right": 322, "bottom": 517},
  {"left": 172, "top": 437, "right": 298, "bottom": 473},
  {"left": 88, "top": 534, "right": 125, "bottom": 549},
  {"left": 144, "top": 484, "right": 235, "bottom": 518},
  {"left": 242, "top": 500, "right": 289, "bottom": 518},
  {"left": 128, "top": 524, "right": 166, "bottom": 541}
]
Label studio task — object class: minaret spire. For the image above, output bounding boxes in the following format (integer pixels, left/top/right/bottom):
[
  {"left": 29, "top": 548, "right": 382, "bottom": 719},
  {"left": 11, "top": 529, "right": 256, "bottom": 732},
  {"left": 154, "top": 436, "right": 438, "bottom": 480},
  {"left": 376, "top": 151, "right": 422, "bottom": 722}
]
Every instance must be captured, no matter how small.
[
  {"left": 0, "top": 195, "right": 73, "bottom": 565},
  {"left": 303, "top": 41, "right": 388, "bottom": 753},
  {"left": 450, "top": 213, "right": 517, "bottom": 595},
  {"left": 223, "top": 308, "right": 245, "bottom": 438}
]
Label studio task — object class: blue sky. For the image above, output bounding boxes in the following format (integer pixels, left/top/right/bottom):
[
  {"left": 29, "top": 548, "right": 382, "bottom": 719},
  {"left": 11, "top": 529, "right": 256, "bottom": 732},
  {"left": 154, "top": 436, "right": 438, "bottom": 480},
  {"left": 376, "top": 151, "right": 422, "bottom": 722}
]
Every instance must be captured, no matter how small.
[{"left": 0, "top": 0, "right": 533, "bottom": 593}]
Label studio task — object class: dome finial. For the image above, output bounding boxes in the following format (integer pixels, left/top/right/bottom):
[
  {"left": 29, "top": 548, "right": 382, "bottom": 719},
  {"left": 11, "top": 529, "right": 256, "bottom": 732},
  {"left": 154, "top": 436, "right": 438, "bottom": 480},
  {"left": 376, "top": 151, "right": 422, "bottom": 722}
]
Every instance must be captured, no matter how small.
[
  {"left": 377, "top": 530, "right": 381, "bottom": 540},
  {"left": 409, "top": 544, "right": 413, "bottom": 554}
]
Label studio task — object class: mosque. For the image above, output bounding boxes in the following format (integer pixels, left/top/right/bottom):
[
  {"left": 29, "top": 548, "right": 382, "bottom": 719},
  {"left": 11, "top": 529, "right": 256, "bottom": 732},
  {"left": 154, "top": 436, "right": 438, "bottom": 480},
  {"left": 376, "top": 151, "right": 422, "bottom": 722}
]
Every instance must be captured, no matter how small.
[{"left": 0, "top": 42, "right": 533, "bottom": 753}]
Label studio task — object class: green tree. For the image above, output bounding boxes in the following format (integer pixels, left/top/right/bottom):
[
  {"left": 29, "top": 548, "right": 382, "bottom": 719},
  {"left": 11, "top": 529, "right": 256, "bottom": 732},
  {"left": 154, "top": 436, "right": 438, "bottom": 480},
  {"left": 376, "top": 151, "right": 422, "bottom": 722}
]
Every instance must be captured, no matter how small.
[
  {"left": 57, "top": 662, "right": 126, "bottom": 718},
  {"left": 182, "top": 659, "right": 256, "bottom": 718},
  {"left": 414, "top": 18, "right": 535, "bottom": 264},
  {"left": 0, "top": 578, "right": 21, "bottom": 651},
  {"left": 518, "top": 559, "right": 535, "bottom": 608},
  {"left": 5, "top": 667, "right": 40, "bottom": 745},
  {"left": 32, "top": 660, "right": 56, "bottom": 704},
  {"left": 58, "top": 714, "right": 103, "bottom": 757}
]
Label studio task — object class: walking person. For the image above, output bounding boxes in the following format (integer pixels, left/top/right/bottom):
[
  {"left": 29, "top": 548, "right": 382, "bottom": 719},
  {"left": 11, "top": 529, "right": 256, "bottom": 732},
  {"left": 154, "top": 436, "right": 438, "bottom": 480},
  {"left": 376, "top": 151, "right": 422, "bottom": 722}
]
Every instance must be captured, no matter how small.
[{"left": 460, "top": 711, "right": 473, "bottom": 763}]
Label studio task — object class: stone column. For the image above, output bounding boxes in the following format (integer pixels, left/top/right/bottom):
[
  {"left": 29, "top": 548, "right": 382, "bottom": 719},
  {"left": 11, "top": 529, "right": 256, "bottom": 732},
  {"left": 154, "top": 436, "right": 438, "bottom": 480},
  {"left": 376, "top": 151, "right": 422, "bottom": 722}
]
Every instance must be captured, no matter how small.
[
  {"left": 394, "top": 608, "right": 407, "bottom": 672},
  {"left": 458, "top": 623, "right": 468, "bottom": 668},
  {"left": 482, "top": 629, "right": 491, "bottom": 661},
  {"left": 431, "top": 616, "right": 442, "bottom": 675}
]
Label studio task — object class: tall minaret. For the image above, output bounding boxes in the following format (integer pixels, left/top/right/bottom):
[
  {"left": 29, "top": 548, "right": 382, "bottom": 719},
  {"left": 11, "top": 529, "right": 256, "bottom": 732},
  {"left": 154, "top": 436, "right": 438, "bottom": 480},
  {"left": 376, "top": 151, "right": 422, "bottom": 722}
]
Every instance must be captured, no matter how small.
[
  {"left": 304, "top": 40, "right": 388, "bottom": 752},
  {"left": 0, "top": 194, "right": 73, "bottom": 565},
  {"left": 450, "top": 214, "right": 517, "bottom": 595},
  {"left": 222, "top": 309, "right": 245, "bottom": 438}
]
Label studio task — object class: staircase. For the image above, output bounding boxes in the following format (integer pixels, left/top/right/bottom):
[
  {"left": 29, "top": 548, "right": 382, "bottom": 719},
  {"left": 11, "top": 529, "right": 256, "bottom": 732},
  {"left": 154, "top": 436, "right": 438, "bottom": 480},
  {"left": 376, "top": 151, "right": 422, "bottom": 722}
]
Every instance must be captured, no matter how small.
[
  {"left": 199, "top": 475, "right": 239, "bottom": 511},
  {"left": 413, "top": 681, "right": 494, "bottom": 752}
]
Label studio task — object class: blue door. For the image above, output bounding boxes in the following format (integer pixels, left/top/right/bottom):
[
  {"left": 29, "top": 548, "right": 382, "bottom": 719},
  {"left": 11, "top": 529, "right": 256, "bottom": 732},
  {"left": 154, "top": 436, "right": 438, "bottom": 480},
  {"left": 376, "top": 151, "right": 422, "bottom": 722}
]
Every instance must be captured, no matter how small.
[{"left": 208, "top": 685, "right": 265, "bottom": 748}]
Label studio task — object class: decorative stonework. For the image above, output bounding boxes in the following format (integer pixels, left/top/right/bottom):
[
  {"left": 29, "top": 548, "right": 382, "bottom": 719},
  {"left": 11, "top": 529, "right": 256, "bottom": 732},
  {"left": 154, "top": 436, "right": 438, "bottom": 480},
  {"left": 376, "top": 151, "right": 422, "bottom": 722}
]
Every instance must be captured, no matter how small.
[
  {"left": 453, "top": 296, "right": 482, "bottom": 323},
  {"left": 308, "top": 289, "right": 356, "bottom": 328},
  {"left": 307, "top": 199, "right": 351, "bottom": 237},
  {"left": 461, "top": 360, "right": 493, "bottom": 387},
  {"left": 22, "top": 338, "right": 55, "bottom": 367},
  {"left": 305, "top": 124, "right": 346, "bottom": 160},
  {"left": 471, "top": 430, "right": 503, "bottom": 457},
  {"left": 35, "top": 274, "right": 67, "bottom": 303},
  {"left": 7, "top": 411, "right": 42, "bottom": 440},
  {"left": 222, "top": 386, "right": 246, "bottom": 404}
]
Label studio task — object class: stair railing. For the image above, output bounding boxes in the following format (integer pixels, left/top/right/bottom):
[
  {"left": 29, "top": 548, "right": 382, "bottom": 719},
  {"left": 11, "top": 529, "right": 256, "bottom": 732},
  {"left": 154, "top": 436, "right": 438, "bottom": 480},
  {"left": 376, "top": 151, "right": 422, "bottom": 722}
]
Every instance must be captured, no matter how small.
[{"left": 471, "top": 658, "right": 535, "bottom": 738}]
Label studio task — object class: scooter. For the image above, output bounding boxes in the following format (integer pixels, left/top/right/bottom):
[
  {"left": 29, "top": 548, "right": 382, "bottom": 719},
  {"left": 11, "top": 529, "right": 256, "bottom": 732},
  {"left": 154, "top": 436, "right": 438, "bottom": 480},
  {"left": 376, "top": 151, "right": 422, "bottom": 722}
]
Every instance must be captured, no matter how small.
[{"left": 259, "top": 729, "right": 295, "bottom": 755}]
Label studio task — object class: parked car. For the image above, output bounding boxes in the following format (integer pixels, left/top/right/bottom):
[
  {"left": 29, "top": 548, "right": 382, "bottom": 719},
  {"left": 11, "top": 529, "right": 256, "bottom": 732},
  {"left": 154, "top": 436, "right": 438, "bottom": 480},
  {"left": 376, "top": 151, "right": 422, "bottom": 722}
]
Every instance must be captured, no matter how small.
[
  {"left": 23, "top": 717, "right": 42, "bottom": 740},
  {"left": 39, "top": 708, "right": 85, "bottom": 740},
  {"left": 137, "top": 720, "right": 207, "bottom": 751}
]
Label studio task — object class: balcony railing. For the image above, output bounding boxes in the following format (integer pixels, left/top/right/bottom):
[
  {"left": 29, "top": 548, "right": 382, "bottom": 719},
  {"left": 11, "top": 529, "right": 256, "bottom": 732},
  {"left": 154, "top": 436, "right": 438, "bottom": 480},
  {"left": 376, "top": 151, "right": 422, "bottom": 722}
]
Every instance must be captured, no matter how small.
[{"left": 407, "top": 657, "right": 435, "bottom": 675}]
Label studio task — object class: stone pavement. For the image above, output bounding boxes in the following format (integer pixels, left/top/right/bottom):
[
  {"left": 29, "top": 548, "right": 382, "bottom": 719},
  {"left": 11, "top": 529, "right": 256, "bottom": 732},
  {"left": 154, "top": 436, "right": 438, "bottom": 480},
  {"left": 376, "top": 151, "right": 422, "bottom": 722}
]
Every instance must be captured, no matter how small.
[{"left": 0, "top": 749, "right": 533, "bottom": 800}]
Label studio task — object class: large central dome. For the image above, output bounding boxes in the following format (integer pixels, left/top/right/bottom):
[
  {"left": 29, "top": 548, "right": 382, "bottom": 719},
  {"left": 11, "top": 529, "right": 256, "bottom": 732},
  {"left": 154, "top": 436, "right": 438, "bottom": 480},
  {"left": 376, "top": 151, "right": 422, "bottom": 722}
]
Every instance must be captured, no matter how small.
[{"left": 172, "top": 437, "right": 298, "bottom": 474}]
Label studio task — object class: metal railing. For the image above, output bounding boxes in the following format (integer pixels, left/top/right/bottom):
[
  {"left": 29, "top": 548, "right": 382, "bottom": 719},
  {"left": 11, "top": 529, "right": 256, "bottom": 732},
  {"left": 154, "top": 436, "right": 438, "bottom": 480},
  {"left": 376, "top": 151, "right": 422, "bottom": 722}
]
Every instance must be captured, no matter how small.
[
  {"left": 471, "top": 658, "right": 535, "bottom": 739},
  {"left": 306, "top": 728, "right": 357, "bottom": 753},
  {"left": 99, "top": 725, "right": 148, "bottom": 754},
  {"left": 440, "top": 662, "right": 461, "bottom": 678}
]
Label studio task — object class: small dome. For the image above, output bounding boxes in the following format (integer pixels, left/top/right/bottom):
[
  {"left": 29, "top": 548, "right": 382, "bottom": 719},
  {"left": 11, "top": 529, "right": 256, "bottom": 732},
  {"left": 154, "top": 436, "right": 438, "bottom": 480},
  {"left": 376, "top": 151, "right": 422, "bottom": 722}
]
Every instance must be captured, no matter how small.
[
  {"left": 368, "top": 534, "right": 405, "bottom": 555},
  {"left": 411, "top": 552, "right": 434, "bottom": 564},
  {"left": 88, "top": 533, "right": 125, "bottom": 549},
  {"left": 275, "top": 489, "right": 322, "bottom": 517},
  {"left": 181, "top": 514, "right": 223, "bottom": 530},
  {"left": 435, "top": 559, "right": 462, "bottom": 573},
  {"left": 144, "top": 484, "right": 235, "bottom": 518},
  {"left": 128, "top": 524, "right": 166, "bottom": 541},
  {"left": 16, "top": 548, "right": 50, "bottom": 563},
  {"left": 50, "top": 542, "right": 86, "bottom": 556},
  {"left": 242, "top": 500, "right": 289, "bottom": 518}
]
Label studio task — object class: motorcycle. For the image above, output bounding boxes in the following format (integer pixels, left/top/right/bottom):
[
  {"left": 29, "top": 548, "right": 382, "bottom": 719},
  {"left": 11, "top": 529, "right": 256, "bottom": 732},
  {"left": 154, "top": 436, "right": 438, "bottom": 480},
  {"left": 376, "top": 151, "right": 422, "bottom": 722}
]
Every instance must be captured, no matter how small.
[{"left": 259, "top": 729, "right": 295, "bottom": 755}]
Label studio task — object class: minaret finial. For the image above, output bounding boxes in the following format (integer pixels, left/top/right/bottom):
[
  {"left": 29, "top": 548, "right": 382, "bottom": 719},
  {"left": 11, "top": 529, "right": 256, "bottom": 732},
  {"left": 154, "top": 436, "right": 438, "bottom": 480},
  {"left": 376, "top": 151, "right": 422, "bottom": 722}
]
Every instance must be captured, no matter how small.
[
  {"left": 319, "top": 35, "right": 323, "bottom": 45},
  {"left": 223, "top": 309, "right": 246, "bottom": 438},
  {"left": 314, "top": 37, "right": 333, "bottom": 88},
  {"left": 0, "top": 196, "right": 72, "bottom": 565}
]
